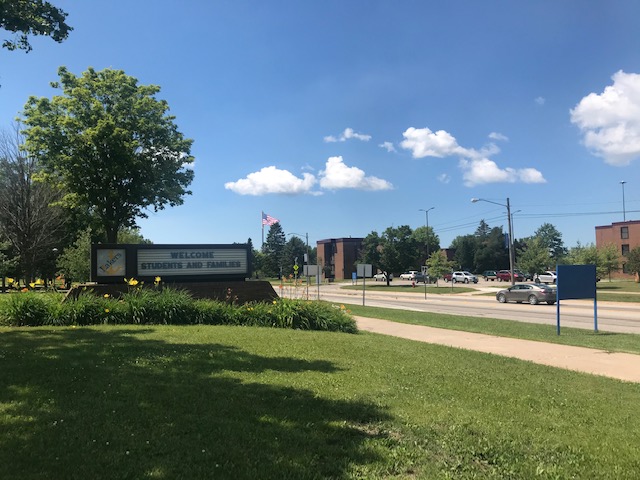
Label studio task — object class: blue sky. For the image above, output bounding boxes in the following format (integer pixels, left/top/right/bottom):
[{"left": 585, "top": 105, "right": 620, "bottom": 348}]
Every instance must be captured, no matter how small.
[{"left": 1, "top": 0, "right": 639, "bottom": 250}]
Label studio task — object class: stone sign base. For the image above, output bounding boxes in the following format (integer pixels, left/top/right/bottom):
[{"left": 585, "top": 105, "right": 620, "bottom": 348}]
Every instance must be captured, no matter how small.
[{"left": 65, "top": 280, "right": 279, "bottom": 304}]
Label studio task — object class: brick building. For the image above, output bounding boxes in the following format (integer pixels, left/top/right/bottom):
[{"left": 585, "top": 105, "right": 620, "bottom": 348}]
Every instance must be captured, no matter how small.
[
  {"left": 317, "top": 237, "right": 364, "bottom": 280},
  {"left": 595, "top": 220, "right": 640, "bottom": 279}
]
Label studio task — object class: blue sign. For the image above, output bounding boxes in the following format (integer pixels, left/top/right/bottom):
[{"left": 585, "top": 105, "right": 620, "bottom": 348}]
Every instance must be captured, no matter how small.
[{"left": 556, "top": 264, "right": 598, "bottom": 334}]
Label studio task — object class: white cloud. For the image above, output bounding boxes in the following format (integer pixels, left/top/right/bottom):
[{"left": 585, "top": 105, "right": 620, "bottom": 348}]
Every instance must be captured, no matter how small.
[
  {"left": 379, "top": 141, "right": 396, "bottom": 152},
  {"left": 400, "top": 127, "right": 470, "bottom": 158},
  {"left": 535, "top": 96, "right": 546, "bottom": 105},
  {"left": 224, "top": 166, "right": 317, "bottom": 195},
  {"left": 488, "top": 132, "right": 508, "bottom": 142},
  {"left": 225, "top": 156, "right": 392, "bottom": 195},
  {"left": 400, "top": 126, "right": 545, "bottom": 186},
  {"left": 324, "top": 127, "right": 372, "bottom": 143},
  {"left": 570, "top": 70, "right": 640, "bottom": 166},
  {"left": 319, "top": 156, "right": 393, "bottom": 191},
  {"left": 459, "top": 158, "right": 546, "bottom": 187}
]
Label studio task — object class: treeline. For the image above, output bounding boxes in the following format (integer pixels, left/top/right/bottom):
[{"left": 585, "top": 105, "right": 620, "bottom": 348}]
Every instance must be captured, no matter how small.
[
  {"left": 356, "top": 220, "right": 640, "bottom": 280},
  {"left": 253, "top": 222, "right": 317, "bottom": 279}
]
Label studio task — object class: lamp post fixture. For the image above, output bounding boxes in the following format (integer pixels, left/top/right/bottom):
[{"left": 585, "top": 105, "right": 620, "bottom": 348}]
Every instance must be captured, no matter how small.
[
  {"left": 419, "top": 207, "right": 435, "bottom": 260},
  {"left": 472, "top": 197, "right": 515, "bottom": 286},
  {"left": 287, "top": 232, "right": 310, "bottom": 300},
  {"left": 620, "top": 181, "right": 627, "bottom": 222}
]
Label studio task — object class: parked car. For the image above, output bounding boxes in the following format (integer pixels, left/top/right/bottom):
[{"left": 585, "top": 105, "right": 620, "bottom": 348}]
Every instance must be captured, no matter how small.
[
  {"left": 414, "top": 272, "right": 428, "bottom": 283},
  {"left": 515, "top": 269, "right": 533, "bottom": 281},
  {"left": 496, "top": 270, "right": 524, "bottom": 282},
  {"left": 399, "top": 271, "right": 418, "bottom": 280},
  {"left": 451, "top": 271, "right": 478, "bottom": 284},
  {"left": 482, "top": 270, "right": 497, "bottom": 281},
  {"left": 535, "top": 271, "right": 557, "bottom": 284},
  {"left": 496, "top": 283, "right": 556, "bottom": 305},
  {"left": 443, "top": 272, "right": 453, "bottom": 282},
  {"left": 374, "top": 272, "right": 392, "bottom": 281}
]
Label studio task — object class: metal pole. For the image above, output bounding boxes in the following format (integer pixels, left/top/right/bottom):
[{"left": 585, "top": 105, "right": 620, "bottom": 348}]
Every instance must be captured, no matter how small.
[
  {"left": 305, "top": 233, "right": 309, "bottom": 300},
  {"left": 621, "top": 181, "right": 627, "bottom": 222},
  {"left": 506, "top": 197, "right": 515, "bottom": 286}
]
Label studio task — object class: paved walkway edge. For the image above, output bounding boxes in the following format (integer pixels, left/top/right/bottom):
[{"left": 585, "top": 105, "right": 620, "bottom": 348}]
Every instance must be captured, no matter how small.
[{"left": 355, "top": 316, "right": 640, "bottom": 383}]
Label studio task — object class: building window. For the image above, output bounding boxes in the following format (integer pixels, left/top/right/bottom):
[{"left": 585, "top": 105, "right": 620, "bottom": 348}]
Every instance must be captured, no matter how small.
[
  {"left": 621, "top": 226, "right": 629, "bottom": 239},
  {"left": 622, "top": 244, "right": 630, "bottom": 256},
  {"left": 622, "top": 263, "right": 630, "bottom": 274}
]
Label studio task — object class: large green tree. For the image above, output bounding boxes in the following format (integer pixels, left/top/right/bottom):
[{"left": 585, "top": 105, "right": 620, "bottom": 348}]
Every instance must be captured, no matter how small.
[
  {"left": 534, "top": 223, "right": 567, "bottom": 263},
  {"left": 411, "top": 225, "right": 440, "bottom": 267},
  {"left": 261, "top": 222, "right": 285, "bottom": 278},
  {"left": 566, "top": 242, "right": 620, "bottom": 281},
  {"left": 625, "top": 246, "right": 640, "bottom": 282},
  {"left": 426, "top": 250, "right": 454, "bottom": 286},
  {"left": 517, "top": 237, "right": 551, "bottom": 278},
  {"left": 474, "top": 226, "right": 508, "bottom": 273},
  {"left": 1, "top": 0, "right": 72, "bottom": 52},
  {"left": 21, "top": 66, "right": 195, "bottom": 243}
]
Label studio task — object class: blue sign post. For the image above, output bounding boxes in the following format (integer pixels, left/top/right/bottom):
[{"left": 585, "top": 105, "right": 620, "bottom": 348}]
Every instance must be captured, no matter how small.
[{"left": 556, "top": 265, "right": 597, "bottom": 335}]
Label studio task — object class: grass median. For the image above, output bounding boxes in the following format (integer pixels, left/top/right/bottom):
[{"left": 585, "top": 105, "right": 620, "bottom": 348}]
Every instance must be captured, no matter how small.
[
  {"left": 346, "top": 304, "right": 640, "bottom": 354},
  {"left": 1, "top": 324, "right": 639, "bottom": 479}
]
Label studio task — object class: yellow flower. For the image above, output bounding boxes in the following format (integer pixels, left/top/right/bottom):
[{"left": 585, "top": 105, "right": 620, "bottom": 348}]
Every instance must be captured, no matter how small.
[
  {"left": 103, "top": 294, "right": 110, "bottom": 298},
  {"left": 272, "top": 300, "right": 277, "bottom": 304},
  {"left": 340, "top": 304, "right": 346, "bottom": 310},
  {"left": 105, "top": 309, "right": 110, "bottom": 313},
  {"left": 29, "top": 282, "right": 36, "bottom": 289},
  {"left": 36, "top": 279, "right": 44, "bottom": 285},
  {"left": 154, "top": 276, "right": 161, "bottom": 284},
  {"left": 7, "top": 278, "right": 14, "bottom": 284}
]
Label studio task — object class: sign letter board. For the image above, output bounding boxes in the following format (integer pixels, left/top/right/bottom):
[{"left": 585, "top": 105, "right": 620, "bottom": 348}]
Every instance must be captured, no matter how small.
[{"left": 91, "top": 244, "right": 251, "bottom": 283}]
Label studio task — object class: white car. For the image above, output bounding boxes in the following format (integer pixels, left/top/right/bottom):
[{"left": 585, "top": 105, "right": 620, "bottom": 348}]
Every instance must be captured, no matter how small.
[
  {"left": 374, "top": 272, "right": 392, "bottom": 281},
  {"left": 399, "top": 271, "right": 418, "bottom": 280},
  {"left": 535, "top": 271, "right": 557, "bottom": 284},
  {"left": 451, "top": 271, "right": 478, "bottom": 284}
]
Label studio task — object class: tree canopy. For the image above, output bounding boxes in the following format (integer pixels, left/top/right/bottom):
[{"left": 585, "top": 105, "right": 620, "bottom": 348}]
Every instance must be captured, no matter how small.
[
  {"left": 21, "top": 66, "right": 195, "bottom": 243},
  {"left": 1, "top": 1, "right": 72, "bottom": 52}
]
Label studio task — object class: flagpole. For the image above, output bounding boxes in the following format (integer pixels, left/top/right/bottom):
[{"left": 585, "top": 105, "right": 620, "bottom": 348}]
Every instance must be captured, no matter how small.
[{"left": 261, "top": 211, "right": 264, "bottom": 247}]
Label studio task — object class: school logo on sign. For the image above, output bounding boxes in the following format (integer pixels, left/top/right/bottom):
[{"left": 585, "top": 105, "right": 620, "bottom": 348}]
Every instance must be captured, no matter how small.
[{"left": 96, "top": 249, "right": 126, "bottom": 276}]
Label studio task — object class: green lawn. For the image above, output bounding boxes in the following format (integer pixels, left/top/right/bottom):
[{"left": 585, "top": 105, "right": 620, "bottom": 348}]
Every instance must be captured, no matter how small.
[
  {"left": 347, "top": 304, "right": 640, "bottom": 354},
  {"left": 1, "top": 325, "right": 639, "bottom": 479}
]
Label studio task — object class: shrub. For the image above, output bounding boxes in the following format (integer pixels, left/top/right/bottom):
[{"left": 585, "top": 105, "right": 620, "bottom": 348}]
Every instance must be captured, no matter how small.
[
  {"left": 0, "top": 292, "right": 52, "bottom": 326},
  {"left": 0, "top": 291, "right": 357, "bottom": 333}
]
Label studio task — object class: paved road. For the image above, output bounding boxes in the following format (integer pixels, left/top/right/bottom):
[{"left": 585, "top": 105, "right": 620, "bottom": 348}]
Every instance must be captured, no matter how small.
[{"left": 283, "top": 281, "right": 640, "bottom": 334}]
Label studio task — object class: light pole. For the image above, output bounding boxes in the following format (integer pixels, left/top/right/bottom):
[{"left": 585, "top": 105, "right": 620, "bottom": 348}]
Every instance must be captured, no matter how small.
[
  {"left": 620, "top": 181, "right": 627, "bottom": 222},
  {"left": 287, "top": 232, "right": 310, "bottom": 300},
  {"left": 419, "top": 207, "right": 435, "bottom": 259},
  {"left": 472, "top": 197, "right": 515, "bottom": 286}
]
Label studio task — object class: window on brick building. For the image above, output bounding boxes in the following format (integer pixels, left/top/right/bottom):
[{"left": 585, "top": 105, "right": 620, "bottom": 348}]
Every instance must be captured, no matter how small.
[
  {"left": 622, "top": 244, "right": 630, "bottom": 256},
  {"left": 622, "top": 263, "right": 630, "bottom": 274},
  {"left": 621, "top": 226, "right": 629, "bottom": 239}
]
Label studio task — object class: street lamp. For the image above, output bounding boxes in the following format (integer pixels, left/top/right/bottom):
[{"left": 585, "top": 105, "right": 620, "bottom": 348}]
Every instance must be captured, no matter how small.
[
  {"left": 620, "top": 181, "right": 627, "bottom": 222},
  {"left": 419, "top": 207, "right": 435, "bottom": 259},
  {"left": 287, "top": 232, "right": 310, "bottom": 300},
  {"left": 471, "top": 197, "right": 515, "bottom": 286}
]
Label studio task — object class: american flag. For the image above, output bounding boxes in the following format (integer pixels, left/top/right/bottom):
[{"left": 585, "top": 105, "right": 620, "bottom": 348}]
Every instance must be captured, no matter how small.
[{"left": 262, "top": 212, "right": 279, "bottom": 226}]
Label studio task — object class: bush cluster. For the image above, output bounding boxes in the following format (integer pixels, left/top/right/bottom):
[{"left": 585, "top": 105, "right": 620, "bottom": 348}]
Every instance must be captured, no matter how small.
[{"left": 0, "top": 289, "right": 357, "bottom": 333}]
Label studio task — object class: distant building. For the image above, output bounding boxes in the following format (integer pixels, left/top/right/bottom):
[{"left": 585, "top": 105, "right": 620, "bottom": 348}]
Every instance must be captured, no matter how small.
[
  {"left": 595, "top": 220, "right": 640, "bottom": 279},
  {"left": 317, "top": 238, "right": 364, "bottom": 280}
]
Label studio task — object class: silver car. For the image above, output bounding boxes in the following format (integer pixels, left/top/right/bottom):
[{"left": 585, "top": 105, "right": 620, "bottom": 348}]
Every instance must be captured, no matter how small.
[{"left": 496, "top": 283, "right": 556, "bottom": 305}]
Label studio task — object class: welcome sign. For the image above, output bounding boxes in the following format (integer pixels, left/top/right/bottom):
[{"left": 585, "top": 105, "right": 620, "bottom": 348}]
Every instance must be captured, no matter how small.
[{"left": 91, "top": 244, "right": 251, "bottom": 283}]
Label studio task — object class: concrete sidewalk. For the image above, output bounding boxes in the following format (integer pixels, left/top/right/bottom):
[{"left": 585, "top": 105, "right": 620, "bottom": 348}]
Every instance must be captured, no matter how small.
[{"left": 355, "top": 316, "right": 640, "bottom": 383}]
